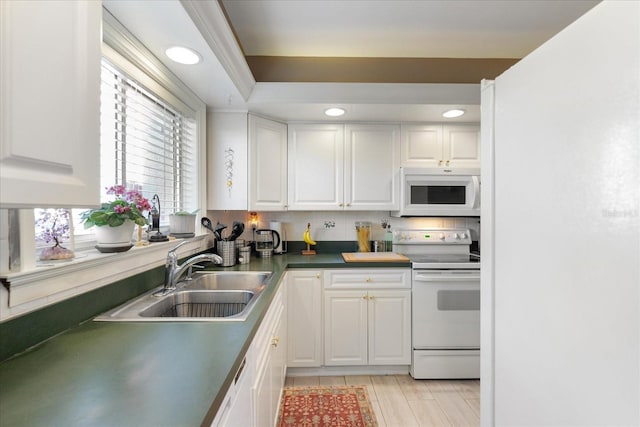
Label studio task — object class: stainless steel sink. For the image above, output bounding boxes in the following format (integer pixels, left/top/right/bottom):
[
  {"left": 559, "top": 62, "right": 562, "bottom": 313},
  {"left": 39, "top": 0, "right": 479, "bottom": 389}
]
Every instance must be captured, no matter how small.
[
  {"left": 95, "top": 271, "right": 272, "bottom": 322},
  {"left": 140, "top": 290, "right": 255, "bottom": 318}
]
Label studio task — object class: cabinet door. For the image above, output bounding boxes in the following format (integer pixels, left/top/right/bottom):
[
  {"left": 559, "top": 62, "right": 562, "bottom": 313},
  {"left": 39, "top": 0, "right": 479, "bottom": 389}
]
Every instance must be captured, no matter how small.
[
  {"left": 269, "top": 308, "right": 286, "bottom": 427},
  {"left": 368, "top": 290, "right": 412, "bottom": 365},
  {"left": 249, "top": 115, "right": 288, "bottom": 211},
  {"left": 345, "top": 124, "right": 400, "bottom": 210},
  {"left": 207, "top": 112, "right": 248, "bottom": 210},
  {"left": 400, "top": 125, "right": 443, "bottom": 168},
  {"left": 324, "top": 290, "right": 368, "bottom": 366},
  {"left": 287, "top": 271, "right": 323, "bottom": 367},
  {"left": 443, "top": 125, "right": 481, "bottom": 168},
  {"left": 0, "top": 1, "right": 101, "bottom": 208},
  {"left": 288, "top": 124, "right": 344, "bottom": 210},
  {"left": 252, "top": 348, "right": 272, "bottom": 427}
]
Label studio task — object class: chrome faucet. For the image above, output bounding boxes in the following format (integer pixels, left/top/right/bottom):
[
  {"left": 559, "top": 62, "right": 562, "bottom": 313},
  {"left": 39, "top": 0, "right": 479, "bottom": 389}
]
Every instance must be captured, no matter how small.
[{"left": 154, "top": 241, "right": 223, "bottom": 296}]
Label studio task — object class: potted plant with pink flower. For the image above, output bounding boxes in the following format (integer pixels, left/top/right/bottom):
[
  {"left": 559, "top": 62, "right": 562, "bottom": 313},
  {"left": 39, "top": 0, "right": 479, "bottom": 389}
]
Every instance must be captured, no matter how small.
[{"left": 81, "top": 185, "right": 151, "bottom": 252}]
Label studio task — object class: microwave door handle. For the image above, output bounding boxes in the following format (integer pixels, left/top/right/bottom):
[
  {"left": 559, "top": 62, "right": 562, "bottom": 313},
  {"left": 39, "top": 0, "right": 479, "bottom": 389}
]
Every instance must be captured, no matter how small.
[
  {"left": 414, "top": 273, "right": 481, "bottom": 282},
  {"left": 472, "top": 176, "right": 480, "bottom": 208}
]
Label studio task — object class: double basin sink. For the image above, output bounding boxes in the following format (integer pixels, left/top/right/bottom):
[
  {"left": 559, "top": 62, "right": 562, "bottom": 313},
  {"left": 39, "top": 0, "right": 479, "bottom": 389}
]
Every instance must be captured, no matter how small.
[{"left": 95, "top": 271, "right": 273, "bottom": 322}]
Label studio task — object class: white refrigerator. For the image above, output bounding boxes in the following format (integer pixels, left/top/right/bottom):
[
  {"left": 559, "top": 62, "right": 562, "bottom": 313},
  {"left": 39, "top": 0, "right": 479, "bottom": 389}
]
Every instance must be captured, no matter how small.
[{"left": 481, "top": 1, "right": 639, "bottom": 425}]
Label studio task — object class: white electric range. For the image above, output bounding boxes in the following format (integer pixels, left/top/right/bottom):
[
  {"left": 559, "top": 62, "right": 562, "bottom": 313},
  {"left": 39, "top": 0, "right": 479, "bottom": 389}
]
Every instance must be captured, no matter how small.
[{"left": 393, "top": 228, "right": 480, "bottom": 379}]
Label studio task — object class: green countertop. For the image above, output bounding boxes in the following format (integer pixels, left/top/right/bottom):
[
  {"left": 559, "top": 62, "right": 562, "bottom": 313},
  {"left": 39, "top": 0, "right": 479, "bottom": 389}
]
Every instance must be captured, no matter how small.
[{"left": 0, "top": 253, "right": 409, "bottom": 427}]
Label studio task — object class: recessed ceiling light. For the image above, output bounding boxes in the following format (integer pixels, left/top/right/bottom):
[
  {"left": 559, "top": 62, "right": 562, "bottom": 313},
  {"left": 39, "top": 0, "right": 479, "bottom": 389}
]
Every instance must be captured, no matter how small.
[
  {"left": 325, "top": 107, "right": 346, "bottom": 117},
  {"left": 442, "top": 109, "right": 465, "bottom": 118},
  {"left": 165, "top": 46, "right": 201, "bottom": 65}
]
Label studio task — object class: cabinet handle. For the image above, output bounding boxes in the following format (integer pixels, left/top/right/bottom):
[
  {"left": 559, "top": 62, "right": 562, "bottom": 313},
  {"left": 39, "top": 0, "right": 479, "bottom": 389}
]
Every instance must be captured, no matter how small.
[{"left": 271, "top": 336, "right": 279, "bottom": 347}]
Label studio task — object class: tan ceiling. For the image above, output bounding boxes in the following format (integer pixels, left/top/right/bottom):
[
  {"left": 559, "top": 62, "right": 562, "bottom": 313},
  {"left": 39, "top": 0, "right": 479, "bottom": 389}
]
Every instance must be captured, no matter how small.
[{"left": 221, "top": 0, "right": 600, "bottom": 83}]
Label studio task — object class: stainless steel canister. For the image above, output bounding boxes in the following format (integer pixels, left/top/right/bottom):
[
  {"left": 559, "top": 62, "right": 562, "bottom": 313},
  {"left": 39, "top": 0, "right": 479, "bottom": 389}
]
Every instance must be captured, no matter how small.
[
  {"left": 217, "top": 240, "right": 236, "bottom": 267},
  {"left": 238, "top": 246, "right": 251, "bottom": 264}
]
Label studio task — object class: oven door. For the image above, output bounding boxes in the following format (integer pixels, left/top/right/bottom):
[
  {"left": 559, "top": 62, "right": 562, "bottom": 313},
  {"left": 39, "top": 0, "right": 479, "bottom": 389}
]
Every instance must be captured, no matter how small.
[{"left": 412, "top": 269, "right": 480, "bottom": 349}]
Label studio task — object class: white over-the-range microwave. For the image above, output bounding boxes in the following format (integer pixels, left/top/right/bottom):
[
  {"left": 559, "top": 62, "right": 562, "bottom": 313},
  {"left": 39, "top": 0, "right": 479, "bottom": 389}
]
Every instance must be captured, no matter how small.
[{"left": 391, "top": 167, "right": 480, "bottom": 217}]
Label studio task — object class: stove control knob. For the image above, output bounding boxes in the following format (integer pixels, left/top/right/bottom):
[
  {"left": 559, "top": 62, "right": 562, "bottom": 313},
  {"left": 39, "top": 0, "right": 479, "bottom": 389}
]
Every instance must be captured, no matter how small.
[
  {"left": 453, "top": 233, "right": 460, "bottom": 240},
  {"left": 439, "top": 233, "right": 446, "bottom": 241},
  {"left": 460, "top": 232, "right": 468, "bottom": 239}
]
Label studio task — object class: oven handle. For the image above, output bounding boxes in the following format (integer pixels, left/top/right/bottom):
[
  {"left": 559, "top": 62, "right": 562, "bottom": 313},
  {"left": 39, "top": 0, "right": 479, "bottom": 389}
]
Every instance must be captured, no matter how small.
[{"left": 414, "top": 273, "right": 480, "bottom": 282}]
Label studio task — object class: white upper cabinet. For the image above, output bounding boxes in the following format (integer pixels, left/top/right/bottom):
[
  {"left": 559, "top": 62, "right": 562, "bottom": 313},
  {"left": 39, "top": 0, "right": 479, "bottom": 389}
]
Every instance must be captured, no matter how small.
[
  {"left": 288, "top": 123, "right": 399, "bottom": 210},
  {"left": 288, "top": 123, "right": 344, "bottom": 210},
  {"left": 0, "top": 1, "right": 101, "bottom": 208},
  {"left": 401, "top": 124, "right": 480, "bottom": 168},
  {"left": 345, "top": 124, "right": 400, "bottom": 210},
  {"left": 207, "top": 112, "right": 248, "bottom": 210},
  {"left": 248, "top": 115, "right": 288, "bottom": 211}
]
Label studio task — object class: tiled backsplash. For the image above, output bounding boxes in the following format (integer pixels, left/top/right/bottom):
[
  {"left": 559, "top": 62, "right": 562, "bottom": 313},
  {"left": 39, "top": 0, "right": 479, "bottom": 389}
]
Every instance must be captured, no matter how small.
[{"left": 206, "top": 210, "right": 481, "bottom": 247}]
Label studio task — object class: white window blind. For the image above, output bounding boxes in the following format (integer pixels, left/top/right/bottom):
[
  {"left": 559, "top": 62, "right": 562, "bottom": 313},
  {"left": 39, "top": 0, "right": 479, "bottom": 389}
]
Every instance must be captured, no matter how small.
[{"left": 100, "top": 59, "right": 197, "bottom": 224}]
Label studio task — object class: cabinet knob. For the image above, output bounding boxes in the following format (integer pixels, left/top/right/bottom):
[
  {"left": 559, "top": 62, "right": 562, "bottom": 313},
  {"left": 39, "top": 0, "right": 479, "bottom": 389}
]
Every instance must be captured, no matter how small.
[
  {"left": 369, "top": 295, "right": 375, "bottom": 300},
  {"left": 446, "top": 160, "right": 450, "bottom": 166},
  {"left": 362, "top": 295, "right": 368, "bottom": 300},
  {"left": 346, "top": 203, "right": 351, "bottom": 207},
  {"left": 271, "top": 336, "right": 279, "bottom": 347},
  {"left": 316, "top": 273, "right": 320, "bottom": 279},
  {"left": 438, "top": 160, "right": 443, "bottom": 166},
  {"left": 366, "top": 277, "right": 371, "bottom": 283},
  {"left": 339, "top": 203, "right": 344, "bottom": 207}
]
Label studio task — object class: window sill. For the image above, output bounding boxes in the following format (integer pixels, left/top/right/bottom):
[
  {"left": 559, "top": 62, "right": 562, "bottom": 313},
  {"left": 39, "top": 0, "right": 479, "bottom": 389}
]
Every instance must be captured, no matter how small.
[{"left": 0, "top": 235, "right": 214, "bottom": 322}]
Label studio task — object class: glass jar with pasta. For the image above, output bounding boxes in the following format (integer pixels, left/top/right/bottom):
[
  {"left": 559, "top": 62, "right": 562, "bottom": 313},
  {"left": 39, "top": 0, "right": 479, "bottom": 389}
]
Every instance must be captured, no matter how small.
[{"left": 355, "top": 221, "right": 371, "bottom": 252}]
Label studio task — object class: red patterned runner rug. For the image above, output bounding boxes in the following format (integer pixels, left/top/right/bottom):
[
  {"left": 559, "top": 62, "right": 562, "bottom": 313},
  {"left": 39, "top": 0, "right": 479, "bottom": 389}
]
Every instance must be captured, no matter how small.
[{"left": 277, "top": 385, "right": 378, "bottom": 427}]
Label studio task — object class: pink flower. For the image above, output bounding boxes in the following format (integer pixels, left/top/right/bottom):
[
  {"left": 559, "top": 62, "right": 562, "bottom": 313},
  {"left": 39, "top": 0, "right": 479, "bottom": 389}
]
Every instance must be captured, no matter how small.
[{"left": 106, "top": 185, "right": 126, "bottom": 197}]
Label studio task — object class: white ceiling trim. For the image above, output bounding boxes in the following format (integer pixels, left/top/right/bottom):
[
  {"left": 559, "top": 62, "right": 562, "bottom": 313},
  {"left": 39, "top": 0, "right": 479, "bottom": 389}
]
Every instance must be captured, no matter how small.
[
  {"left": 249, "top": 82, "right": 480, "bottom": 105},
  {"left": 179, "top": 0, "right": 255, "bottom": 101}
]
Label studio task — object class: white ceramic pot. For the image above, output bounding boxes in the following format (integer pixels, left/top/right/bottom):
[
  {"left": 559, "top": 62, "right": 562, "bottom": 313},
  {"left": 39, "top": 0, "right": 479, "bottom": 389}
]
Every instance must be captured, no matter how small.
[
  {"left": 94, "top": 220, "right": 135, "bottom": 248},
  {"left": 169, "top": 214, "right": 196, "bottom": 235}
]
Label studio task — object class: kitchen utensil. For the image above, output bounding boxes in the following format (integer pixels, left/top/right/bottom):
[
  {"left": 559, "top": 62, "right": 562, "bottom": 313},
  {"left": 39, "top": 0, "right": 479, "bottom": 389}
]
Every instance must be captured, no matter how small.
[
  {"left": 254, "top": 229, "right": 281, "bottom": 258},
  {"left": 214, "top": 223, "right": 227, "bottom": 240},
  {"left": 228, "top": 221, "right": 245, "bottom": 241},
  {"left": 201, "top": 217, "right": 215, "bottom": 234}
]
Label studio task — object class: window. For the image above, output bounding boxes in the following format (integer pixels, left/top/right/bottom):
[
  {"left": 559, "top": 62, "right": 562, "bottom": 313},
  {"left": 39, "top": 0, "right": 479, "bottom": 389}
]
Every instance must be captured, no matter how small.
[
  {"left": 99, "top": 58, "right": 198, "bottom": 223},
  {"left": 33, "top": 58, "right": 200, "bottom": 252}
]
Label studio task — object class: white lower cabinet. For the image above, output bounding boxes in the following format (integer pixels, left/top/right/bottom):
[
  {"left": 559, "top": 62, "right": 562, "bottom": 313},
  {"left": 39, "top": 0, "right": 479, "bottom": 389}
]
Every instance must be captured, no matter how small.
[
  {"left": 212, "top": 283, "right": 286, "bottom": 427},
  {"left": 286, "top": 271, "right": 323, "bottom": 367},
  {"left": 252, "top": 285, "right": 286, "bottom": 427},
  {"left": 323, "top": 269, "right": 411, "bottom": 366}
]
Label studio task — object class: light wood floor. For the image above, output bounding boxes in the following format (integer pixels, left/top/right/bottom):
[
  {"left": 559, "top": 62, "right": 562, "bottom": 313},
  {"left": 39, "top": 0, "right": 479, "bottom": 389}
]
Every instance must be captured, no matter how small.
[{"left": 283, "top": 375, "right": 479, "bottom": 427}]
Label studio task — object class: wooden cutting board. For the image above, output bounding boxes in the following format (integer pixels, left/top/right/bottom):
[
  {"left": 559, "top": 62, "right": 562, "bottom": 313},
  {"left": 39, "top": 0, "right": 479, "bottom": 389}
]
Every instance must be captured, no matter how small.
[{"left": 342, "top": 252, "right": 410, "bottom": 262}]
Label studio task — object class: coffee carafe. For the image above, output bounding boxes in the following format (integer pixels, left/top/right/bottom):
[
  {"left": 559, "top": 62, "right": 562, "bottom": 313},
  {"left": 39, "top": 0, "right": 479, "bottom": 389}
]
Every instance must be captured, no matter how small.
[{"left": 255, "top": 229, "right": 281, "bottom": 258}]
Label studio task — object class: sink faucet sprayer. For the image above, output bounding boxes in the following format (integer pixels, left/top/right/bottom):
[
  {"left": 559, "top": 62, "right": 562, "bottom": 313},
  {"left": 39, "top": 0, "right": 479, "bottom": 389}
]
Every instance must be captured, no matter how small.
[{"left": 154, "top": 241, "right": 223, "bottom": 297}]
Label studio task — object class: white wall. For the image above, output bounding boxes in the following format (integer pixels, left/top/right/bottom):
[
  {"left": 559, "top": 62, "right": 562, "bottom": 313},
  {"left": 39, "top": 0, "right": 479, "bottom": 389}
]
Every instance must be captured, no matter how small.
[{"left": 484, "top": 1, "right": 639, "bottom": 425}]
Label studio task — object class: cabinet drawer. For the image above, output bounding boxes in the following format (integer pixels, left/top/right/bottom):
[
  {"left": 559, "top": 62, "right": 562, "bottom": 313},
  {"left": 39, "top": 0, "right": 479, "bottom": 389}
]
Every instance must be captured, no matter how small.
[{"left": 323, "top": 269, "right": 410, "bottom": 289}]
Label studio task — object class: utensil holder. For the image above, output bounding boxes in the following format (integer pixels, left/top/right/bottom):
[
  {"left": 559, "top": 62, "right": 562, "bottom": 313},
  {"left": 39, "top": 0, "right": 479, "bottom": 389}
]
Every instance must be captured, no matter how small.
[{"left": 217, "top": 241, "right": 236, "bottom": 267}]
